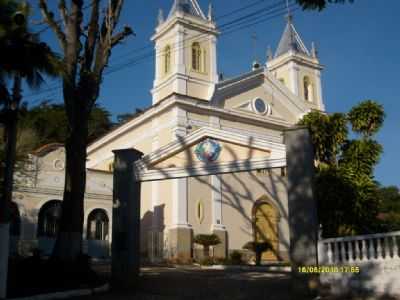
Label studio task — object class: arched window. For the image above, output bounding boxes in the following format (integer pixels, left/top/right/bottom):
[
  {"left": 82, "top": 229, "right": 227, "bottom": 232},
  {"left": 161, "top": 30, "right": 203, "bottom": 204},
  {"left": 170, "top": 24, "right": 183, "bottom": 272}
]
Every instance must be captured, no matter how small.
[
  {"left": 87, "top": 209, "right": 109, "bottom": 240},
  {"left": 196, "top": 200, "right": 204, "bottom": 224},
  {"left": 303, "top": 76, "right": 313, "bottom": 102},
  {"left": 164, "top": 45, "right": 171, "bottom": 74},
  {"left": 9, "top": 202, "right": 20, "bottom": 237},
  {"left": 37, "top": 200, "right": 62, "bottom": 238},
  {"left": 192, "top": 42, "right": 202, "bottom": 72}
]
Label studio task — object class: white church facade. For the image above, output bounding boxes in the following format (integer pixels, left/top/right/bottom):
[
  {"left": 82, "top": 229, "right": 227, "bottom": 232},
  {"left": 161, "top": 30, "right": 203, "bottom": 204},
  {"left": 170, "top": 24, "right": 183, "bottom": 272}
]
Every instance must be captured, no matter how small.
[{"left": 10, "top": 0, "right": 325, "bottom": 262}]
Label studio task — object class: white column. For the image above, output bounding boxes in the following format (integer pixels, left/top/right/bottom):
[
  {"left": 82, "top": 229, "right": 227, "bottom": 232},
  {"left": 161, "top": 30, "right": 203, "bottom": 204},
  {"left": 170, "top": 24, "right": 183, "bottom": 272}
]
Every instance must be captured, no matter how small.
[
  {"left": 151, "top": 120, "right": 160, "bottom": 230},
  {"left": 172, "top": 178, "right": 190, "bottom": 227},
  {"left": 314, "top": 69, "right": 325, "bottom": 111},
  {"left": 171, "top": 107, "right": 190, "bottom": 228},
  {"left": 288, "top": 61, "right": 299, "bottom": 96},
  {"left": 211, "top": 175, "right": 225, "bottom": 231},
  {"left": 209, "top": 35, "right": 218, "bottom": 84},
  {"left": 174, "top": 26, "right": 187, "bottom": 95}
]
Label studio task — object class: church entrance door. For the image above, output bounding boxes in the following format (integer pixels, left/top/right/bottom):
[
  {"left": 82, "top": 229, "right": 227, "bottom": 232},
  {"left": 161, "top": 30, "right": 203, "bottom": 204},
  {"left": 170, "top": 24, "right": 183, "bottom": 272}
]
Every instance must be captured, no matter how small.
[{"left": 254, "top": 202, "right": 279, "bottom": 261}]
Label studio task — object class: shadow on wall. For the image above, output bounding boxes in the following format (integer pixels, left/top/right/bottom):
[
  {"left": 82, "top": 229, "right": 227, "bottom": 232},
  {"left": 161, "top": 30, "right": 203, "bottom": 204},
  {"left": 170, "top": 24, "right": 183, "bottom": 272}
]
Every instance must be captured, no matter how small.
[
  {"left": 133, "top": 130, "right": 400, "bottom": 296},
  {"left": 144, "top": 134, "right": 290, "bottom": 262},
  {"left": 140, "top": 204, "right": 165, "bottom": 262}
]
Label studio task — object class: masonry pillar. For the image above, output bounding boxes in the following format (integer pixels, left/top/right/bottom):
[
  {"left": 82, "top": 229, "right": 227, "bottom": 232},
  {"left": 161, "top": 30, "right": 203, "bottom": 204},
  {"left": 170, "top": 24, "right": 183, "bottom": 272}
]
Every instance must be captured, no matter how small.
[
  {"left": 211, "top": 174, "right": 227, "bottom": 258},
  {"left": 111, "top": 149, "right": 143, "bottom": 288},
  {"left": 285, "top": 127, "right": 319, "bottom": 297},
  {"left": 169, "top": 177, "right": 192, "bottom": 262}
]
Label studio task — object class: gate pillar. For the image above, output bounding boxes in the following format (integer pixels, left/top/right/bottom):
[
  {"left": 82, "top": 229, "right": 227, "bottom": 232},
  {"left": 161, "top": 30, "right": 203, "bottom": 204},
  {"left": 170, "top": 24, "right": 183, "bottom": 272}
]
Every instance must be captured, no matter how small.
[
  {"left": 285, "top": 127, "right": 319, "bottom": 296},
  {"left": 112, "top": 149, "right": 143, "bottom": 288}
]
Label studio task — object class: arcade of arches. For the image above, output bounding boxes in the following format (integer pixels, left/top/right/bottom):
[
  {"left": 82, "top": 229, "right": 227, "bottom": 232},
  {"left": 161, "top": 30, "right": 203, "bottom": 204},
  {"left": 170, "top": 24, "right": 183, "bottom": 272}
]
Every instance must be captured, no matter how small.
[{"left": 9, "top": 200, "right": 110, "bottom": 258}]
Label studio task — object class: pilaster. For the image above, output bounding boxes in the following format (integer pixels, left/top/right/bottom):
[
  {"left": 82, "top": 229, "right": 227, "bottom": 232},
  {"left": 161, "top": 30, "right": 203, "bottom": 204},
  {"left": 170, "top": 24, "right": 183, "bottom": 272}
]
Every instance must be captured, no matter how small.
[
  {"left": 314, "top": 69, "right": 325, "bottom": 111},
  {"left": 288, "top": 60, "right": 299, "bottom": 96}
]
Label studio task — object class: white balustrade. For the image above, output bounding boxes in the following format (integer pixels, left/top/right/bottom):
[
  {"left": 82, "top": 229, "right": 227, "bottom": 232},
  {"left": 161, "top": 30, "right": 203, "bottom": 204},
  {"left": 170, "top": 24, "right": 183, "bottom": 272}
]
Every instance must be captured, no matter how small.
[
  {"left": 393, "top": 236, "right": 399, "bottom": 258},
  {"left": 348, "top": 241, "right": 353, "bottom": 262},
  {"left": 318, "top": 230, "right": 400, "bottom": 265}
]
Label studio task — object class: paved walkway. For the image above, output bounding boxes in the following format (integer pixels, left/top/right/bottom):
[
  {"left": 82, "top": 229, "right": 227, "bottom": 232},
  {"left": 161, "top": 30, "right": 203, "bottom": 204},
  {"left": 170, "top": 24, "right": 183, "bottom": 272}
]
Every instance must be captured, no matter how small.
[
  {"left": 80, "top": 266, "right": 400, "bottom": 300},
  {"left": 86, "top": 266, "right": 295, "bottom": 300}
]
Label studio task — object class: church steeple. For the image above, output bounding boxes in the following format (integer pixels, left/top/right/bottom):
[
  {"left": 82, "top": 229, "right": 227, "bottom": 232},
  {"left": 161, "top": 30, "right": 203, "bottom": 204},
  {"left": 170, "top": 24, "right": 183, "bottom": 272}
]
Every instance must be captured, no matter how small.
[
  {"left": 266, "top": 15, "right": 325, "bottom": 111},
  {"left": 275, "top": 14, "right": 310, "bottom": 58},
  {"left": 151, "top": 0, "right": 218, "bottom": 104}
]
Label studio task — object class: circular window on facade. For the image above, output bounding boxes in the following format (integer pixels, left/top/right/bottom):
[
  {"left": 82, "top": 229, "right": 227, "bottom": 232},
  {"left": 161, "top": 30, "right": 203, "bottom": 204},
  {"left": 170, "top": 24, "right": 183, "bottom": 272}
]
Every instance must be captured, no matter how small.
[
  {"left": 252, "top": 98, "right": 271, "bottom": 115},
  {"left": 53, "top": 159, "right": 65, "bottom": 171}
]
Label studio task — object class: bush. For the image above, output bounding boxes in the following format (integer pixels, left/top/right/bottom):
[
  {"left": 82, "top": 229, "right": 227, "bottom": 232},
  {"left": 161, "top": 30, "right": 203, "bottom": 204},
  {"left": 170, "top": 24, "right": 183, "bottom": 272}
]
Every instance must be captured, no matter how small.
[
  {"left": 200, "top": 257, "right": 214, "bottom": 266},
  {"left": 230, "top": 251, "right": 242, "bottom": 265}
]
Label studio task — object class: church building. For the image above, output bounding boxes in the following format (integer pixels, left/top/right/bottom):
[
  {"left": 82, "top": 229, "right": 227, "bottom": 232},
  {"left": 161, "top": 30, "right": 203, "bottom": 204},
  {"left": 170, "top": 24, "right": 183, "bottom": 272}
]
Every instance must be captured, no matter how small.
[{"left": 11, "top": 0, "right": 324, "bottom": 262}]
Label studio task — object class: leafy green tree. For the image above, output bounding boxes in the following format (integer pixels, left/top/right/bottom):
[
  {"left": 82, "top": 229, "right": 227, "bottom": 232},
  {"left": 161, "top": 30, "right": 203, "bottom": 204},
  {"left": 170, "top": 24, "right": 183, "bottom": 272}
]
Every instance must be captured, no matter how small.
[
  {"left": 375, "top": 186, "right": 400, "bottom": 232},
  {"left": 0, "top": 1, "right": 60, "bottom": 297},
  {"left": 296, "top": 0, "right": 354, "bottom": 11},
  {"left": 21, "top": 102, "right": 112, "bottom": 145},
  {"left": 300, "top": 100, "right": 385, "bottom": 237}
]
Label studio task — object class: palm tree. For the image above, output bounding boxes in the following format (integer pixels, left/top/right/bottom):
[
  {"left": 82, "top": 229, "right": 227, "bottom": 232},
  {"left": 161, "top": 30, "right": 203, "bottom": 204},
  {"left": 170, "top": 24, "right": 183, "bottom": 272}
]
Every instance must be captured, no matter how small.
[{"left": 0, "top": 1, "right": 60, "bottom": 297}]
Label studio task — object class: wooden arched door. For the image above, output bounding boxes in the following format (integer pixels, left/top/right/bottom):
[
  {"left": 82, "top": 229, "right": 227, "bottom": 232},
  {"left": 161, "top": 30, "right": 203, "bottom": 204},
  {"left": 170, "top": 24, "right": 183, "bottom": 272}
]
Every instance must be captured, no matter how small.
[{"left": 254, "top": 202, "right": 279, "bottom": 261}]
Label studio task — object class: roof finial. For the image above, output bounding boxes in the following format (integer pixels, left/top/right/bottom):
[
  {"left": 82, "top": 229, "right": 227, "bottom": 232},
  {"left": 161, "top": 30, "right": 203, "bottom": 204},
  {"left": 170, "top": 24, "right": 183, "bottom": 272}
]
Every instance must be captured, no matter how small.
[
  {"left": 311, "top": 41, "right": 318, "bottom": 58},
  {"left": 267, "top": 46, "right": 273, "bottom": 61},
  {"left": 158, "top": 8, "right": 165, "bottom": 25},
  {"left": 208, "top": 2, "right": 214, "bottom": 21},
  {"left": 285, "top": 0, "right": 292, "bottom": 22}
]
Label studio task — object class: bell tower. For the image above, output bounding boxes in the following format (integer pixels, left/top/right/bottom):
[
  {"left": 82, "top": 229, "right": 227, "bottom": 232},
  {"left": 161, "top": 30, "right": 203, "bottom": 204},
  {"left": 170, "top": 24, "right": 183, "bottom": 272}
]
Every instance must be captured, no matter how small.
[
  {"left": 151, "top": 0, "right": 219, "bottom": 105},
  {"left": 267, "top": 15, "right": 325, "bottom": 111}
]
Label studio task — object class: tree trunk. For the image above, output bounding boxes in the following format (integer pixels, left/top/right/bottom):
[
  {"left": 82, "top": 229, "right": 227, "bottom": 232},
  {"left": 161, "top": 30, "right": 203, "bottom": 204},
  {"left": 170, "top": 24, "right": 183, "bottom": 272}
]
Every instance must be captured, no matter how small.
[
  {"left": 52, "top": 102, "right": 88, "bottom": 261},
  {"left": 0, "top": 76, "right": 20, "bottom": 299}
]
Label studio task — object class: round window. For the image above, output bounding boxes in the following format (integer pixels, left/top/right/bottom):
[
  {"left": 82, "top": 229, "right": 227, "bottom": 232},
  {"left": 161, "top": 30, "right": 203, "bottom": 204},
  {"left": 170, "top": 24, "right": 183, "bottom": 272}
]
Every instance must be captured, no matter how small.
[{"left": 253, "top": 98, "right": 270, "bottom": 115}]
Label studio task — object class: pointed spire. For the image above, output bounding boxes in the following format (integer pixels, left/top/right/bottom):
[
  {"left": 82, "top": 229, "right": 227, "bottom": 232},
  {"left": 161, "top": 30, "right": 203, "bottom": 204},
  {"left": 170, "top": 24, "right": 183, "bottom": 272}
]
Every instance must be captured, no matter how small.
[
  {"left": 207, "top": 2, "right": 214, "bottom": 21},
  {"left": 167, "top": 0, "right": 206, "bottom": 20},
  {"left": 274, "top": 15, "right": 310, "bottom": 58},
  {"left": 158, "top": 8, "right": 165, "bottom": 26},
  {"left": 311, "top": 41, "right": 318, "bottom": 58}
]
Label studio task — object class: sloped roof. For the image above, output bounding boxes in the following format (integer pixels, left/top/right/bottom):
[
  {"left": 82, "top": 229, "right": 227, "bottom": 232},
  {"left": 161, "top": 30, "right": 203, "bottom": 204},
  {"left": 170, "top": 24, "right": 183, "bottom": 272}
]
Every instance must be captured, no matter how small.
[
  {"left": 167, "top": 0, "right": 206, "bottom": 20},
  {"left": 275, "top": 15, "right": 310, "bottom": 58},
  {"left": 32, "top": 143, "right": 64, "bottom": 157}
]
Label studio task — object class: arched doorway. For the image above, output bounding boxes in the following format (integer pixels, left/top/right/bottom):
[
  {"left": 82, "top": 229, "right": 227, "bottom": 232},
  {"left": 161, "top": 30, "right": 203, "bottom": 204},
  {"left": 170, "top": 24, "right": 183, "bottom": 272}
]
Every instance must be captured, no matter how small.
[
  {"left": 37, "top": 200, "right": 62, "bottom": 238},
  {"left": 37, "top": 200, "right": 62, "bottom": 255},
  {"left": 253, "top": 200, "right": 279, "bottom": 261},
  {"left": 87, "top": 209, "right": 109, "bottom": 241},
  {"left": 86, "top": 209, "right": 110, "bottom": 258}
]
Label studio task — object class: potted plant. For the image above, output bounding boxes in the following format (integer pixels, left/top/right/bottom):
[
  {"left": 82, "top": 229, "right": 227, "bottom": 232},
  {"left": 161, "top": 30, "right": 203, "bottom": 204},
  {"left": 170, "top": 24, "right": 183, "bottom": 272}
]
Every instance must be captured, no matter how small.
[{"left": 193, "top": 234, "right": 221, "bottom": 260}]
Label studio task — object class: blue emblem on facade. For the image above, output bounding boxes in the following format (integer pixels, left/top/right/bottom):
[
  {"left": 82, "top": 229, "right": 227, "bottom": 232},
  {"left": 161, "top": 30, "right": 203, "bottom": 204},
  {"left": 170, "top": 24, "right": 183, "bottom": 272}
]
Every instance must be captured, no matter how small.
[{"left": 195, "top": 139, "right": 221, "bottom": 163}]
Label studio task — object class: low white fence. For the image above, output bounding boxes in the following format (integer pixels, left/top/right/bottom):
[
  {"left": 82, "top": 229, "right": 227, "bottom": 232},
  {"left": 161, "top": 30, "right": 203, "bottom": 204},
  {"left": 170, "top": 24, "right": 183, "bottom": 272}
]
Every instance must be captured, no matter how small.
[{"left": 318, "top": 231, "right": 400, "bottom": 296}]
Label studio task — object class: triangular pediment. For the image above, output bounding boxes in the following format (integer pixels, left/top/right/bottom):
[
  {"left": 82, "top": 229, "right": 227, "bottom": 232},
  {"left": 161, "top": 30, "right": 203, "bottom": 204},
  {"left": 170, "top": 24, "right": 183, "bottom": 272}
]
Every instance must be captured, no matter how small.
[
  {"left": 152, "top": 138, "right": 271, "bottom": 169},
  {"left": 135, "top": 127, "right": 285, "bottom": 173},
  {"left": 211, "top": 68, "right": 309, "bottom": 124}
]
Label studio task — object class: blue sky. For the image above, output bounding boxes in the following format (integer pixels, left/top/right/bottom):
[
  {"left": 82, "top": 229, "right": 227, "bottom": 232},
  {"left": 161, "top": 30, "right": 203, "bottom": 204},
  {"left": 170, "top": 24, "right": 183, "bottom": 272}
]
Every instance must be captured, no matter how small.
[{"left": 26, "top": 0, "right": 400, "bottom": 187}]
